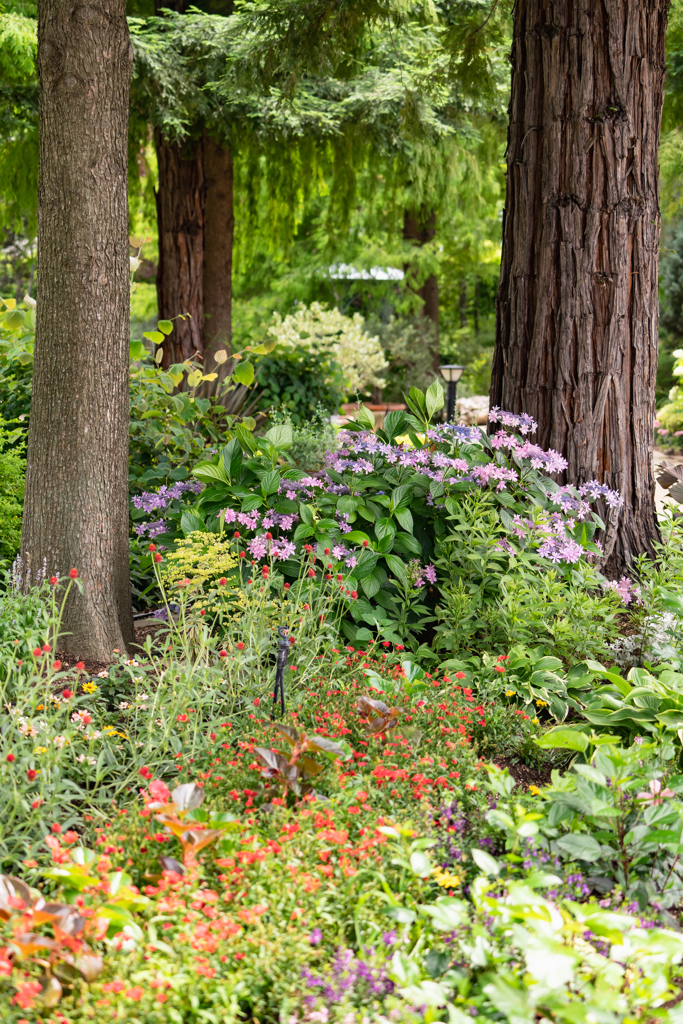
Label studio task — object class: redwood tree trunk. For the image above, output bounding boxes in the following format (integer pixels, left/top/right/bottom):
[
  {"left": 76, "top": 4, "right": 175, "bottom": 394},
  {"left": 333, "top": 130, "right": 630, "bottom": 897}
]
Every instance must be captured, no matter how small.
[
  {"left": 203, "top": 134, "right": 234, "bottom": 380},
  {"left": 403, "top": 208, "right": 439, "bottom": 370},
  {"left": 491, "top": 0, "right": 667, "bottom": 573},
  {"left": 155, "top": 130, "right": 205, "bottom": 366},
  {"left": 24, "top": 0, "right": 134, "bottom": 657}
]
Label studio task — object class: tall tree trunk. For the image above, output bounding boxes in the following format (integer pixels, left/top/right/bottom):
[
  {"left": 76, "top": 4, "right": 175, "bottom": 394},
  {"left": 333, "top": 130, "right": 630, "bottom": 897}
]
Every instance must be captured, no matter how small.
[
  {"left": 203, "top": 134, "right": 234, "bottom": 381},
  {"left": 24, "top": 0, "right": 133, "bottom": 658},
  {"left": 491, "top": 0, "right": 667, "bottom": 573},
  {"left": 155, "top": 130, "right": 205, "bottom": 367},
  {"left": 403, "top": 208, "right": 439, "bottom": 371}
]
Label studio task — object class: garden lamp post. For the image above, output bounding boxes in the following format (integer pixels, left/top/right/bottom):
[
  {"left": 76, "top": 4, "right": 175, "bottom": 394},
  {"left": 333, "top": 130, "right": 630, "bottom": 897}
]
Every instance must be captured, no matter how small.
[{"left": 439, "top": 364, "right": 465, "bottom": 422}]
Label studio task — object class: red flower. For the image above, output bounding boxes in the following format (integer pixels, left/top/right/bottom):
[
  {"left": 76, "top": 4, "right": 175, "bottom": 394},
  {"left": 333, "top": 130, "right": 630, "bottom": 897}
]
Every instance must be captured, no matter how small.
[
  {"left": 63, "top": 830, "right": 79, "bottom": 843},
  {"left": 32, "top": 648, "right": 41, "bottom": 657},
  {"left": 308, "top": 569, "right": 315, "bottom": 578},
  {"left": 27, "top": 769, "right": 36, "bottom": 780},
  {"left": 139, "top": 766, "right": 152, "bottom": 779},
  {"left": 219, "top": 577, "right": 227, "bottom": 585},
  {"left": 51, "top": 822, "right": 62, "bottom": 833},
  {"left": 455, "top": 671, "right": 466, "bottom": 680},
  {"left": 6, "top": 753, "right": 15, "bottom": 763},
  {"left": 265, "top": 532, "right": 273, "bottom": 540},
  {"left": 154, "top": 553, "right": 162, "bottom": 563},
  {"left": 148, "top": 544, "right": 156, "bottom": 552},
  {"left": 324, "top": 548, "right": 330, "bottom": 555},
  {"left": 12, "top": 980, "right": 42, "bottom": 1009},
  {"left": 149, "top": 779, "right": 170, "bottom": 802},
  {"left": 31, "top": 799, "right": 42, "bottom": 809},
  {"left": 350, "top": 591, "right": 358, "bottom": 599},
  {"left": 303, "top": 603, "right": 310, "bottom": 611},
  {"left": 337, "top": 574, "right": 343, "bottom": 581},
  {"left": 304, "top": 544, "right": 313, "bottom": 553},
  {"left": 69, "top": 568, "right": 78, "bottom": 579},
  {"left": 76, "top": 661, "right": 85, "bottom": 671},
  {"left": 219, "top": 650, "right": 228, "bottom": 658},
  {"left": 53, "top": 660, "right": 62, "bottom": 672},
  {"left": 49, "top": 576, "right": 58, "bottom": 586},
  {"left": 236, "top": 641, "right": 245, "bottom": 650},
  {"left": 234, "top": 531, "right": 240, "bottom": 539},
  {"left": 362, "top": 540, "right": 369, "bottom": 547},
  {"left": 126, "top": 986, "right": 144, "bottom": 1001},
  {"left": 177, "top": 713, "right": 188, "bottom": 723},
  {"left": 42, "top": 643, "right": 51, "bottom": 653},
  {"left": 200, "top": 609, "right": 206, "bottom": 616},
  {"left": 62, "top": 688, "right": 73, "bottom": 699},
  {"left": 493, "top": 666, "right": 505, "bottom": 674},
  {"left": 239, "top": 551, "right": 246, "bottom": 559},
  {"left": 253, "top": 698, "right": 261, "bottom": 707},
  {"left": 284, "top": 582, "right": 290, "bottom": 589}
]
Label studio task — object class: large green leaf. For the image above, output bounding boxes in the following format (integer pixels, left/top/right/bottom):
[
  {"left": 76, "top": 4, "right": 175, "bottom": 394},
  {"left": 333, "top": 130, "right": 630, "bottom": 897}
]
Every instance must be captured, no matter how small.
[
  {"left": 233, "top": 360, "right": 254, "bottom": 386},
  {"left": 555, "top": 833, "right": 603, "bottom": 862},
  {"left": 534, "top": 727, "right": 589, "bottom": 752},
  {"left": 192, "top": 461, "right": 228, "bottom": 485}
]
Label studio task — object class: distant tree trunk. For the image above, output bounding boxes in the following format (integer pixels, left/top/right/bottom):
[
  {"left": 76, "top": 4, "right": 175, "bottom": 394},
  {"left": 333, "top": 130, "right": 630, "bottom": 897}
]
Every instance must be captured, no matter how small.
[
  {"left": 24, "top": 0, "right": 134, "bottom": 658},
  {"left": 459, "top": 278, "right": 467, "bottom": 329},
  {"left": 403, "top": 208, "right": 439, "bottom": 371},
  {"left": 491, "top": 0, "right": 667, "bottom": 574},
  {"left": 155, "top": 130, "right": 205, "bottom": 367},
  {"left": 203, "top": 134, "right": 234, "bottom": 381}
]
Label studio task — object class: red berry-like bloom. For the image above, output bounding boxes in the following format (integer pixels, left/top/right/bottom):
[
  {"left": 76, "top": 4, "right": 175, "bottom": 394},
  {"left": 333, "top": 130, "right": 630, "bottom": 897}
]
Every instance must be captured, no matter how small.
[
  {"left": 219, "top": 650, "right": 228, "bottom": 658},
  {"left": 324, "top": 548, "right": 330, "bottom": 555},
  {"left": 200, "top": 609, "right": 206, "bottom": 616},
  {"left": 52, "top": 661, "right": 62, "bottom": 672},
  {"left": 76, "top": 661, "right": 85, "bottom": 671},
  {"left": 6, "top": 753, "right": 15, "bottom": 763},
  {"left": 337, "top": 574, "right": 343, "bottom": 582},
  {"left": 265, "top": 532, "right": 273, "bottom": 540},
  {"left": 303, "top": 603, "right": 310, "bottom": 611},
  {"left": 49, "top": 576, "right": 58, "bottom": 586},
  {"left": 31, "top": 799, "right": 42, "bottom": 809},
  {"left": 69, "top": 568, "right": 78, "bottom": 579},
  {"left": 51, "top": 823, "right": 62, "bottom": 834},
  {"left": 239, "top": 552, "right": 246, "bottom": 559},
  {"left": 219, "top": 577, "right": 227, "bottom": 585},
  {"left": 148, "top": 544, "right": 156, "bottom": 552},
  {"left": 234, "top": 531, "right": 240, "bottom": 538},
  {"left": 326, "top": 574, "right": 332, "bottom": 580},
  {"left": 32, "top": 648, "right": 41, "bottom": 657},
  {"left": 42, "top": 643, "right": 51, "bottom": 653},
  {"left": 307, "top": 569, "right": 315, "bottom": 578},
  {"left": 154, "top": 553, "right": 162, "bottom": 563},
  {"left": 304, "top": 544, "right": 313, "bottom": 553},
  {"left": 362, "top": 540, "right": 369, "bottom": 547},
  {"left": 236, "top": 641, "right": 245, "bottom": 650},
  {"left": 284, "top": 582, "right": 290, "bottom": 590},
  {"left": 62, "top": 689, "right": 73, "bottom": 699},
  {"left": 350, "top": 591, "right": 358, "bottom": 599},
  {"left": 27, "top": 769, "right": 37, "bottom": 781}
]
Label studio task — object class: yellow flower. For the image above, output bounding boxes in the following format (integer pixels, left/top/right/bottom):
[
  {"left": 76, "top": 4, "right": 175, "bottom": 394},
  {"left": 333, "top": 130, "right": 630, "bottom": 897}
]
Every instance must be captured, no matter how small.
[
  {"left": 535, "top": 699, "right": 547, "bottom": 707},
  {"left": 532, "top": 717, "right": 539, "bottom": 725},
  {"left": 33, "top": 746, "right": 47, "bottom": 755},
  {"left": 505, "top": 690, "right": 516, "bottom": 697},
  {"left": 433, "top": 865, "right": 462, "bottom": 888},
  {"left": 528, "top": 785, "right": 540, "bottom": 796},
  {"left": 82, "top": 681, "right": 98, "bottom": 694}
]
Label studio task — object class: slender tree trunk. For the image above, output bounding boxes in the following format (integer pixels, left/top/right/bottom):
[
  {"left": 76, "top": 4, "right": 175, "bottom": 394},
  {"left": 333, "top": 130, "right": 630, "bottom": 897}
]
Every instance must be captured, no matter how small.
[
  {"left": 24, "top": 0, "right": 133, "bottom": 658},
  {"left": 203, "top": 134, "right": 234, "bottom": 381},
  {"left": 403, "top": 208, "right": 439, "bottom": 371},
  {"left": 491, "top": 0, "right": 667, "bottom": 573},
  {"left": 155, "top": 130, "right": 205, "bottom": 367}
]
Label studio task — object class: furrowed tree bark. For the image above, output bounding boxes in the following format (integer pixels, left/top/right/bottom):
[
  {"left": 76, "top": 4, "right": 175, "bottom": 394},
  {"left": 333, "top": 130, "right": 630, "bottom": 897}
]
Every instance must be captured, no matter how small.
[
  {"left": 24, "top": 0, "right": 134, "bottom": 657},
  {"left": 403, "top": 208, "right": 439, "bottom": 371},
  {"left": 203, "top": 134, "right": 234, "bottom": 381},
  {"left": 491, "top": 0, "right": 667, "bottom": 574},
  {"left": 155, "top": 130, "right": 205, "bottom": 367}
]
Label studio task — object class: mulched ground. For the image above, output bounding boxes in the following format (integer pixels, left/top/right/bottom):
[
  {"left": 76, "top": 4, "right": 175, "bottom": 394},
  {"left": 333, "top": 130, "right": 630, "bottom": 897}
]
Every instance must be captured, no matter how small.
[
  {"left": 56, "top": 621, "right": 168, "bottom": 678},
  {"left": 492, "top": 755, "right": 555, "bottom": 791}
]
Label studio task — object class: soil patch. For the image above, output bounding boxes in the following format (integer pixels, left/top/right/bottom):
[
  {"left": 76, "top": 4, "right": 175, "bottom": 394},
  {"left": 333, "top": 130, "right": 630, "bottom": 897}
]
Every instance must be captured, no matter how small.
[
  {"left": 56, "top": 621, "right": 168, "bottom": 679},
  {"left": 491, "top": 756, "right": 554, "bottom": 791}
]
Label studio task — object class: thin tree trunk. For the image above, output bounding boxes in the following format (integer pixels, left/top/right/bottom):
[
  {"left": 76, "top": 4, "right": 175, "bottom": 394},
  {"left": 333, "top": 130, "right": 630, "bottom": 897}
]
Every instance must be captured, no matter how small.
[
  {"left": 403, "top": 208, "right": 439, "bottom": 371},
  {"left": 203, "top": 134, "right": 234, "bottom": 382},
  {"left": 491, "top": 0, "right": 667, "bottom": 573},
  {"left": 155, "top": 130, "right": 205, "bottom": 367},
  {"left": 24, "top": 0, "right": 133, "bottom": 658}
]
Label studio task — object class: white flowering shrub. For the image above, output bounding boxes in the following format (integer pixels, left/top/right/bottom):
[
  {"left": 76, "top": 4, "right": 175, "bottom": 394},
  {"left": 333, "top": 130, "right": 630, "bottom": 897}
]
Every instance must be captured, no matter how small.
[{"left": 266, "top": 302, "right": 387, "bottom": 396}]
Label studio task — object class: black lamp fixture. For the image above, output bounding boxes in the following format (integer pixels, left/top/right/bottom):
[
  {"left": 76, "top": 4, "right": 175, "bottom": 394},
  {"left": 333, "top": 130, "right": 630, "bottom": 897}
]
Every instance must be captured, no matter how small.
[{"left": 439, "top": 364, "right": 465, "bottom": 422}]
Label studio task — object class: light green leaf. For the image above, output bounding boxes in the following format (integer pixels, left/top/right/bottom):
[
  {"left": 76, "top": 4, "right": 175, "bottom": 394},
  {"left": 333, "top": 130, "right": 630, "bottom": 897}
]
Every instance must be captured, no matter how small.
[
  {"left": 471, "top": 848, "right": 501, "bottom": 876},
  {"left": 534, "top": 727, "right": 589, "bottom": 752},
  {"left": 555, "top": 833, "right": 602, "bottom": 862},
  {"left": 233, "top": 360, "right": 254, "bottom": 386},
  {"left": 157, "top": 320, "right": 174, "bottom": 335}
]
